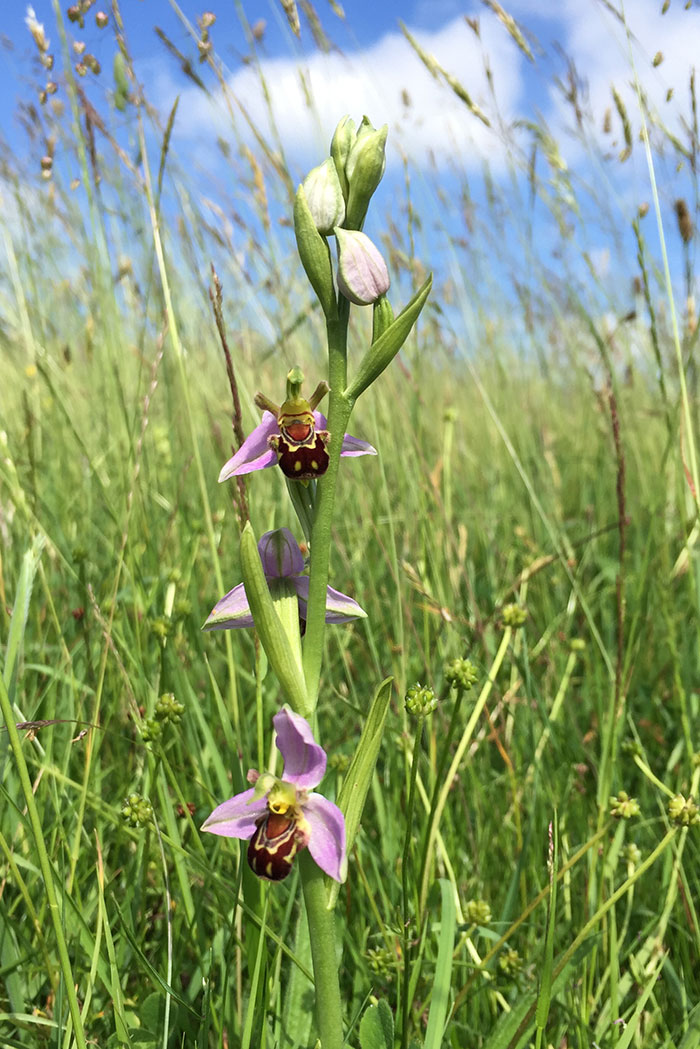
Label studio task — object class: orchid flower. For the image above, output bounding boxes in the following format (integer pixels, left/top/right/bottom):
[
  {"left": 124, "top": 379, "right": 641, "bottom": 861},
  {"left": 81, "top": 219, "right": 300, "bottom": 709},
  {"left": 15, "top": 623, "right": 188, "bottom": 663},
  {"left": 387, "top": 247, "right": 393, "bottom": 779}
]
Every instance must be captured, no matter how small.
[
  {"left": 219, "top": 378, "right": 376, "bottom": 482},
  {"left": 203, "top": 527, "right": 366, "bottom": 630},
  {"left": 202, "top": 706, "right": 347, "bottom": 882}
]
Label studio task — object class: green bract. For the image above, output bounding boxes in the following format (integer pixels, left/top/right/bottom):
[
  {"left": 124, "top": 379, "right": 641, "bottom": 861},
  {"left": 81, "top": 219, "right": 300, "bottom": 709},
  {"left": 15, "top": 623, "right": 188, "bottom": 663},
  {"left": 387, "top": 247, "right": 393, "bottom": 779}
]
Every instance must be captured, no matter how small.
[
  {"left": 293, "top": 185, "right": 337, "bottom": 319},
  {"left": 330, "top": 114, "right": 355, "bottom": 200},
  {"left": 239, "top": 522, "right": 310, "bottom": 718},
  {"left": 345, "top": 274, "right": 432, "bottom": 402}
]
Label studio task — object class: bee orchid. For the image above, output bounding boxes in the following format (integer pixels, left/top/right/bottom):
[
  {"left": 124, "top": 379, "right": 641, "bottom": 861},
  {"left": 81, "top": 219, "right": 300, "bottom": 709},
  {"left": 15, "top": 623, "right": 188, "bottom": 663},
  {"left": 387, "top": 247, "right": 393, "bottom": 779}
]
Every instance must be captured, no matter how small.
[{"left": 201, "top": 706, "right": 346, "bottom": 882}]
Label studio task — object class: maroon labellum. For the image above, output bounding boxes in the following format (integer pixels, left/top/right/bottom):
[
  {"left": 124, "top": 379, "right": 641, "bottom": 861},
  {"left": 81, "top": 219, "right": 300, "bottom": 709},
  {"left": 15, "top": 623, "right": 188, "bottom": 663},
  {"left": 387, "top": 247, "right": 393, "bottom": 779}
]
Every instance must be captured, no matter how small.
[
  {"left": 247, "top": 809, "right": 305, "bottom": 881},
  {"left": 272, "top": 430, "right": 331, "bottom": 480}
]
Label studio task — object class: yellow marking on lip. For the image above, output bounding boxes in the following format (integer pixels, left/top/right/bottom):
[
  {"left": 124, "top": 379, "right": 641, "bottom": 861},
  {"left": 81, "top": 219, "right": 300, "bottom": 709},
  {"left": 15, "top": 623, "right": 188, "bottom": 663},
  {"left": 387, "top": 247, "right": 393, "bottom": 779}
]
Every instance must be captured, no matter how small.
[{"left": 294, "top": 461, "right": 302, "bottom": 472}]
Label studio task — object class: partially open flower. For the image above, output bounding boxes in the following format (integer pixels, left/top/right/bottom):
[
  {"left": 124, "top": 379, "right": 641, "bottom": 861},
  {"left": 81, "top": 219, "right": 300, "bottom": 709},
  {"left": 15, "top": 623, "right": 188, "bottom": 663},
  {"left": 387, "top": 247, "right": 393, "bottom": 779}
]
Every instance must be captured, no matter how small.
[
  {"left": 202, "top": 706, "right": 347, "bottom": 882},
  {"left": 335, "top": 228, "right": 390, "bottom": 306},
  {"left": 203, "top": 527, "right": 366, "bottom": 629}
]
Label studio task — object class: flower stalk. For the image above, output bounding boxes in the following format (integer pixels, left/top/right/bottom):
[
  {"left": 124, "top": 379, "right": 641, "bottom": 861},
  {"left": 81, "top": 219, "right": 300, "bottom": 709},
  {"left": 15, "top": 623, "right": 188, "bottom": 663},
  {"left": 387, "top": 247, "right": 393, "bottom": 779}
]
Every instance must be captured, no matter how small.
[
  {"left": 303, "top": 300, "right": 353, "bottom": 708},
  {"left": 299, "top": 850, "right": 344, "bottom": 1049}
]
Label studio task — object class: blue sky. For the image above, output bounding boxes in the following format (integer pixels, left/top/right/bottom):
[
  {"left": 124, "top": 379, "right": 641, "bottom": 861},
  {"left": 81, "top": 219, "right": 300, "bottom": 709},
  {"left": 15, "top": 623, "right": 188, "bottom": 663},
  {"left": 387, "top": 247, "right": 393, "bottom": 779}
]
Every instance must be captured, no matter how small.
[
  {"left": 2, "top": 1, "right": 699, "bottom": 330},
  {"left": 5, "top": 0, "right": 697, "bottom": 173}
]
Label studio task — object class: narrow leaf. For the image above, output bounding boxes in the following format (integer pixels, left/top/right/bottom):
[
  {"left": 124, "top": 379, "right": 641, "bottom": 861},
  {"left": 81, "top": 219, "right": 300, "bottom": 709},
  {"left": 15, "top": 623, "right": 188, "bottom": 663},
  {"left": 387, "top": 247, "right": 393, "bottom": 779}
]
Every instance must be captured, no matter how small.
[
  {"left": 327, "top": 676, "right": 393, "bottom": 907},
  {"left": 3, "top": 534, "right": 45, "bottom": 702},
  {"left": 534, "top": 816, "right": 558, "bottom": 1040},
  {"left": 424, "top": 880, "right": 456, "bottom": 1049}
]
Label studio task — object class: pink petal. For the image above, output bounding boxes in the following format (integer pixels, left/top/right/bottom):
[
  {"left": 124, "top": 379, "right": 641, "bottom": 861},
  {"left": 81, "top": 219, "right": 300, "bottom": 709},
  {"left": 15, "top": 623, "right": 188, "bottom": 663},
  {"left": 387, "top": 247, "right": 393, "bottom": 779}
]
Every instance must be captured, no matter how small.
[
  {"left": 203, "top": 582, "right": 253, "bottom": 630},
  {"left": 219, "top": 412, "right": 279, "bottom": 482},
  {"left": 313, "top": 412, "right": 377, "bottom": 458},
  {"left": 292, "top": 577, "right": 367, "bottom": 624},
  {"left": 340, "top": 432, "right": 377, "bottom": 457},
  {"left": 273, "top": 707, "right": 326, "bottom": 790},
  {"left": 259, "top": 528, "right": 304, "bottom": 578},
  {"left": 201, "top": 788, "right": 266, "bottom": 839},
  {"left": 304, "top": 794, "right": 347, "bottom": 882}
]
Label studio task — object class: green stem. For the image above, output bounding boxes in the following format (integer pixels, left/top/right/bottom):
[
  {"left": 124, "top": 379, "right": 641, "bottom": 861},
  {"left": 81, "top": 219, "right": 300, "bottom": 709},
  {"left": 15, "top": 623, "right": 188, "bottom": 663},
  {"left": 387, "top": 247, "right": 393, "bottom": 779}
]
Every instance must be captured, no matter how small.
[
  {"left": 0, "top": 673, "right": 88, "bottom": 1049},
  {"left": 303, "top": 302, "right": 352, "bottom": 710},
  {"left": 299, "top": 851, "right": 344, "bottom": 1049}
]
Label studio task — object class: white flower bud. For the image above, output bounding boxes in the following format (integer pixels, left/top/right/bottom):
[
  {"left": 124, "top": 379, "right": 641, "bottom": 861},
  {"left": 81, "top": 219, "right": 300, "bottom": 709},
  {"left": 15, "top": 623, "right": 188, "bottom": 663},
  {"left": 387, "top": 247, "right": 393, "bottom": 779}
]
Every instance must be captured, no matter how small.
[
  {"left": 301, "top": 158, "right": 345, "bottom": 235},
  {"left": 334, "top": 227, "right": 390, "bottom": 306}
]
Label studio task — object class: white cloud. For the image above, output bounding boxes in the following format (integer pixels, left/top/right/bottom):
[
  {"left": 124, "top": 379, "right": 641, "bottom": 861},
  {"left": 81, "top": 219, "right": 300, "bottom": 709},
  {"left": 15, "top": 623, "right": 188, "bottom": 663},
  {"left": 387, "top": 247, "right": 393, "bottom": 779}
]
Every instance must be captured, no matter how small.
[
  {"left": 152, "top": 0, "right": 700, "bottom": 183},
  {"left": 544, "top": 0, "right": 700, "bottom": 156},
  {"left": 159, "top": 14, "right": 525, "bottom": 173}
]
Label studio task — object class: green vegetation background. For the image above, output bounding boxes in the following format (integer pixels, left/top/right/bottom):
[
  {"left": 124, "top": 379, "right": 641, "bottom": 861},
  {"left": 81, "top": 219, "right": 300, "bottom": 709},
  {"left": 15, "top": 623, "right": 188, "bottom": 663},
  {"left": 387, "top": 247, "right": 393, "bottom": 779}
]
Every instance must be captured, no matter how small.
[{"left": 1, "top": 3, "right": 699, "bottom": 1047}]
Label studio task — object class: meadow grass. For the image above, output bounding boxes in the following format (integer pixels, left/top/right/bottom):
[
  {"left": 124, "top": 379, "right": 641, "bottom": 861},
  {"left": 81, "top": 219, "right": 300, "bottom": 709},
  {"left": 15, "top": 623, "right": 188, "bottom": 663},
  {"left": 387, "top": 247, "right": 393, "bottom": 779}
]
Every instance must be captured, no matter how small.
[{"left": 1, "top": 2, "right": 700, "bottom": 1047}]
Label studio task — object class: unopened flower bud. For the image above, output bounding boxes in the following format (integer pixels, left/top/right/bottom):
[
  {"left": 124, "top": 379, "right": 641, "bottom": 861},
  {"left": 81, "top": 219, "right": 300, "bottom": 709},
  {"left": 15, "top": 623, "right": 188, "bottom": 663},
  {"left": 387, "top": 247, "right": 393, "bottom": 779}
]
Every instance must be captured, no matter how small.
[
  {"left": 466, "top": 898, "right": 492, "bottom": 925},
  {"left": 622, "top": 842, "right": 641, "bottom": 866},
  {"left": 335, "top": 227, "right": 390, "bottom": 306},
  {"left": 301, "top": 158, "right": 345, "bottom": 234},
  {"left": 609, "top": 790, "right": 640, "bottom": 820},
  {"left": 141, "top": 718, "right": 162, "bottom": 743},
  {"left": 502, "top": 603, "right": 527, "bottom": 628},
  {"left": 345, "top": 118, "right": 387, "bottom": 229},
  {"left": 498, "top": 947, "right": 523, "bottom": 976},
  {"left": 155, "top": 692, "right": 185, "bottom": 724},
  {"left": 668, "top": 793, "right": 699, "bottom": 826},
  {"left": 149, "top": 615, "right": 172, "bottom": 642},
  {"left": 329, "top": 753, "right": 350, "bottom": 773},
  {"left": 405, "top": 682, "right": 437, "bottom": 717},
  {"left": 122, "top": 792, "right": 153, "bottom": 827},
  {"left": 330, "top": 114, "right": 356, "bottom": 199},
  {"left": 444, "top": 657, "right": 478, "bottom": 690},
  {"left": 366, "top": 946, "right": 394, "bottom": 977}
]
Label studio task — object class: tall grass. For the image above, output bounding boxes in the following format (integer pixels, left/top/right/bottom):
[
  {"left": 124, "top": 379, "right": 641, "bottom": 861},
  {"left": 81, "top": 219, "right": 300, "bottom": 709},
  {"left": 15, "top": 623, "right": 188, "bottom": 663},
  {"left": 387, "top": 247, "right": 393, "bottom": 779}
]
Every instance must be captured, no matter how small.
[{"left": 1, "top": 2, "right": 699, "bottom": 1047}]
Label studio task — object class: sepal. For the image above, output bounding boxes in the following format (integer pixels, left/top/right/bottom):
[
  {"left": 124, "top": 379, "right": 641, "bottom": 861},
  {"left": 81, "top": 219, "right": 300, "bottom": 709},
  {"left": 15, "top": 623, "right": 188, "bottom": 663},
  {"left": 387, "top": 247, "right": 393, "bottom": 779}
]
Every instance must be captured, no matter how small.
[
  {"left": 345, "top": 118, "right": 388, "bottom": 230},
  {"left": 330, "top": 114, "right": 355, "bottom": 200},
  {"left": 302, "top": 158, "right": 345, "bottom": 234}
]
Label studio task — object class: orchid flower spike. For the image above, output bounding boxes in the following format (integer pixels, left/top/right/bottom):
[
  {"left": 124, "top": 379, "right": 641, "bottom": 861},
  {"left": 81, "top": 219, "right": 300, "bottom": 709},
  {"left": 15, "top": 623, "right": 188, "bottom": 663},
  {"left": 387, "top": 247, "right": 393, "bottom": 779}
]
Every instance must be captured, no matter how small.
[
  {"left": 203, "top": 528, "right": 366, "bottom": 630},
  {"left": 219, "top": 368, "right": 376, "bottom": 482},
  {"left": 201, "top": 706, "right": 347, "bottom": 882}
]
